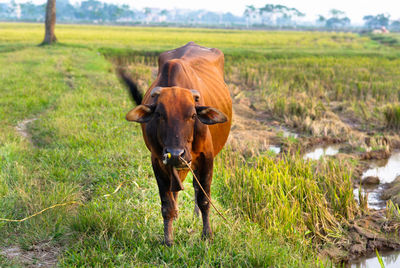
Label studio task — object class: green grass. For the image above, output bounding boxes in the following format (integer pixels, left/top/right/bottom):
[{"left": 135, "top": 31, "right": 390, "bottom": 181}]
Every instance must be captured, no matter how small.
[
  {"left": 0, "top": 44, "right": 321, "bottom": 266},
  {"left": 1, "top": 22, "right": 399, "bottom": 57},
  {"left": 1, "top": 23, "right": 400, "bottom": 266}
]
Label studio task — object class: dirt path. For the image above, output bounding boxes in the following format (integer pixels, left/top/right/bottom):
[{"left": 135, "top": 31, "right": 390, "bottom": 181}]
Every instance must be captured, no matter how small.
[
  {"left": 15, "top": 118, "right": 38, "bottom": 146},
  {"left": 1, "top": 241, "right": 61, "bottom": 267},
  {"left": 4, "top": 63, "right": 77, "bottom": 266}
]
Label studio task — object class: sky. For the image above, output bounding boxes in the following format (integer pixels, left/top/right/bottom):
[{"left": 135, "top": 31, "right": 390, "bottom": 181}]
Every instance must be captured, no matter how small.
[{"left": 3, "top": 0, "right": 400, "bottom": 23}]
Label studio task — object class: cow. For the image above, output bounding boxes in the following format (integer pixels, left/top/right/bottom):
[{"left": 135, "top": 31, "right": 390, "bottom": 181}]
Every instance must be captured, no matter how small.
[{"left": 119, "top": 42, "right": 232, "bottom": 246}]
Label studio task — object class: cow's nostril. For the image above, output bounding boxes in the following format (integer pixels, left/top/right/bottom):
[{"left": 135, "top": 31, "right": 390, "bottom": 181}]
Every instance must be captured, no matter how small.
[{"left": 164, "top": 148, "right": 185, "bottom": 162}]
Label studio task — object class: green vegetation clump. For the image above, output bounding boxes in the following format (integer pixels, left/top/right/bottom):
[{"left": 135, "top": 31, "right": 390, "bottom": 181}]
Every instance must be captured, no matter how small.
[
  {"left": 384, "top": 104, "right": 400, "bottom": 129},
  {"left": 216, "top": 152, "right": 357, "bottom": 242},
  {"left": 370, "top": 34, "right": 400, "bottom": 47}
]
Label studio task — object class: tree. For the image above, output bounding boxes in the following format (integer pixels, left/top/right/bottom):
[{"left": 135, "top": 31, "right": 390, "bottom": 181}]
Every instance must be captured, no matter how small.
[
  {"left": 276, "top": 6, "right": 304, "bottom": 26},
  {"left": 363, "top": 14, "right": 390, "bottom": 29},
  {"left": 160, "top": 9, "right": 168, "bottom": 16},
  {"left": 144, "top": 7, "right": 152, "bottom": 23},
  {"left": 259, "top": 4, "right": 274, "bottom": 25},
  {"left": 57, "top": 0, "right": 75, "bottom": 21},
  {"left": 42, "top": 0, "right": 57, "bottom": 44},
  {"left": 324, "top": 9, "right": 350, "bottom": 29},
  {"left": 79, "top": 0, "right": 103, "bottom": 21},
  {"left": 326, "top": 17, "right": 350, "bottom": 29},
  {"left": 103, "top": 3, "right": 124, "bottom": 22},
  {"left": 144, "top": 7, "right": 152, "bottom": 16},
  {"left": 316, "top": 15, "right": 326, "bottom": 25},
  {"left": 258, "top": 4, "right": 304, "bottom": 26},
  {"left": 120, "top": 4, "right": 134, "bottom": 20},
  {"left": 390, "top": 20, "right": 400, "bottom": 31},
  {"left": 8, "top": 0, "right": 20, "bottom": 18},
  {"left": 329, "top": 9, "right": 345, "bottom": 18},
  {"left": 244, "top": 5, "right": 257, "bottom": 27}
]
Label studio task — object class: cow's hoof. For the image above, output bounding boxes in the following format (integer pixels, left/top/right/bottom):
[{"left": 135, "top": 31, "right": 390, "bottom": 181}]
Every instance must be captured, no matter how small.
[
  {"left": 162, "top": 240, "right": 173, "bottom": 247},
  {"left": 201, "top": 230, "right": 213, "bottom": 240}
]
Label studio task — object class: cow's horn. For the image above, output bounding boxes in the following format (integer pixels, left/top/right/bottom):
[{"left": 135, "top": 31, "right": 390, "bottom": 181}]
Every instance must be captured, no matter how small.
[
  {"left": 190, "top": 89, "right": 200, "bottom": 102},
  {"left": 150, "top": 87, "right": 162, "bottom": 97}
]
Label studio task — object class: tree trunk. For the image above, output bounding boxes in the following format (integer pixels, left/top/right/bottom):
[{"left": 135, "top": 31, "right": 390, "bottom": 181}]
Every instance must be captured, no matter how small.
[{"left": 42, "top": 0, "right": 57, "bottom": 45}]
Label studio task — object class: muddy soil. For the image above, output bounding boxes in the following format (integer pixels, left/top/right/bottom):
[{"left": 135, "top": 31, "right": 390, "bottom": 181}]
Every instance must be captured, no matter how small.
[
  {"left": 228, "top": 95, "right": 282, "bottom": 156},
  {"left": 381, "top": 176, "right": 400, "bottom": 206},
  {"left": 320, "top": 210, "right": 400, "bottom": 263}
]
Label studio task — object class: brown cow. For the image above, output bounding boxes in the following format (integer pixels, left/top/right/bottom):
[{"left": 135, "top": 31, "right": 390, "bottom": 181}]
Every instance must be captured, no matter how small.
[{"left": 119, "top": 42, "right": 232, "bottom": 246}]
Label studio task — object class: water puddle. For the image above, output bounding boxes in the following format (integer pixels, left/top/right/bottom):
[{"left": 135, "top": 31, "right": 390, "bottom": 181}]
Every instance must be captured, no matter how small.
[
  {"left": 276, "top": 126, "right": 298, "bottom": 138},
  {"left": 362, "top": 151, "right": 400, "bottom": 184},
  {"left": 268, "top": 145, "right": 281, "bottom": 154},
  {"left": 303, "top": 145, "right": 340, "bottom": 160},
  {"left": 353, "top": 186, "right": 386, "bottom": 210},
  {"left": 350, "top": 152, "right": 400, "bottom": 266},
  {"left": 353, "top": 151, "right": 400, "bottom": 210},
  {"left": 350, "top": 249, "right": 400, "bottom": 268}
]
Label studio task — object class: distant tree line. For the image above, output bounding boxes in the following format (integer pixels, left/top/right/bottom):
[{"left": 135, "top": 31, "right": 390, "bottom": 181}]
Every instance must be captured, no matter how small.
[
  {"left": 363, "top": 13, "right": 400, "bottom": 31},
  {"left": 0, "top": 0, "right": 135, "bottom": 23},
  {"left": 0, "top": 0, "right": 244, "bottom": 25},
  {"left": 0, "top": 0, "right": 399, "bottom": 31}
]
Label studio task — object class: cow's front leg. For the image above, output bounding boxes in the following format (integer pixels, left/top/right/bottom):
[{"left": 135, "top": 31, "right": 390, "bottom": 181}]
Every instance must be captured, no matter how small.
[
  {"left": 194, "top": 155, "right": 213, "bottom": 239},
  {"left": 152, "top": 158, "right": 178, "bottom": 246},
  {"left": 160, "top": 190, "right": 177, "bottom": 246}
]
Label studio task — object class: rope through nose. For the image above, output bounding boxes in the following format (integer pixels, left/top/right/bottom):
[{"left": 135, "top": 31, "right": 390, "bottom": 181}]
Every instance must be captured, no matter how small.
[{"left": 163, "top": 153, "right": 171, "bottom": 164}]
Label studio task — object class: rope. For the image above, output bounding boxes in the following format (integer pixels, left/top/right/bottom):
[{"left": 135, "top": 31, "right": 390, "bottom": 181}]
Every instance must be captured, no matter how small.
[
  {"left": 179, "top": 156, "right": 228, "bottom": 223},
  {"left": 102, "top": 182, "right": 124, "bottom": 197},
  {"left": 0, "top": 201, "right": 81, "bottom": 222},
  {"left": 0, "top": 182, "right": 125, "bottom": 223}
]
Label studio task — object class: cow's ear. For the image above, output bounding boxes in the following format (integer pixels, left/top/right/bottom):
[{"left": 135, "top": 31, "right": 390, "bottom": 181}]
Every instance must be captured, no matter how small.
[
  {"left": 196, "top": 106, "right": 227, "bottom": 125},
  {"left": 126, "top": 105, "right": 153, "bottom": 123}
]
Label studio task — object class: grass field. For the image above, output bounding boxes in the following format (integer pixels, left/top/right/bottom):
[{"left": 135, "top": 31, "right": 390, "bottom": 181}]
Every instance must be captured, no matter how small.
[{"left": 1, "top": 23, "right": 400, "bottom": 266}]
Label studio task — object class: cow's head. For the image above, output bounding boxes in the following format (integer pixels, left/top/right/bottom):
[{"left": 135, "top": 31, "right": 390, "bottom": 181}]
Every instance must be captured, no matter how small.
[{"left": 126, "top": 86, "right": 227, "bottom": 169}]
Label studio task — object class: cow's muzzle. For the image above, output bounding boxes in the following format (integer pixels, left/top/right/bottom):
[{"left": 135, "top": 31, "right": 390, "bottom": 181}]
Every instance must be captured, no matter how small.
[{"left": 162, "top": 148, "right": 191, "bottom": 169}]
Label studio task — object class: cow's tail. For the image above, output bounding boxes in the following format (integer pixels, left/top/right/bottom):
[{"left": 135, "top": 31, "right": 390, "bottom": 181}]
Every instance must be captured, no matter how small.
[{"left": 117, "top": 68, "right": 143, "bottom": 105}]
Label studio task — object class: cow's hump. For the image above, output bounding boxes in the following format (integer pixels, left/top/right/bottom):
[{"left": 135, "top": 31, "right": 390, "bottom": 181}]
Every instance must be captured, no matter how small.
[{"left": 158, "top": 42, "right": 224, "bottom": 75}]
